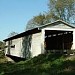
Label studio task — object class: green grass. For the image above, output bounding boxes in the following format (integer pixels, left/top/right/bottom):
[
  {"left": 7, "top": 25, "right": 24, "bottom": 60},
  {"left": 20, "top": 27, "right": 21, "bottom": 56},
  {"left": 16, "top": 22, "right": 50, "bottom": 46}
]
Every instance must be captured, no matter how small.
[{"left": 0, "top": 52, "right": 75, "bottom": 75}]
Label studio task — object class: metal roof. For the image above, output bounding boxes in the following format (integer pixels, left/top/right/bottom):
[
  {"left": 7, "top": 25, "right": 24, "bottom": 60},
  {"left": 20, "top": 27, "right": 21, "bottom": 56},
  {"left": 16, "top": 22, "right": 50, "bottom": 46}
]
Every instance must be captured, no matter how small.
[{"left": 3, "top": 20, "right": 75, "bottom": 41}]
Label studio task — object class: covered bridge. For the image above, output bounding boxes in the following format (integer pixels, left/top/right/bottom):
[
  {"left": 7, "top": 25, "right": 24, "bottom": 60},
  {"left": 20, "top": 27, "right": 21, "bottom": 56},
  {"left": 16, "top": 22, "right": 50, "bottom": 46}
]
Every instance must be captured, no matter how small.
[{"left": 4, "top": 20, "right": 75, "bottom": 59}]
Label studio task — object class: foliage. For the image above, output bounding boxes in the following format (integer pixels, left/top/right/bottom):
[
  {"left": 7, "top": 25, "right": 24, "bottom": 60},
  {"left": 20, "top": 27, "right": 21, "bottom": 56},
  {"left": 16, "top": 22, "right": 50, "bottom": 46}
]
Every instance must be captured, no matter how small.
[
  {"left": 48, "top": 0, "right": 75, "bottom": 23},
  {"left": 0, "top": 51, "right": 5, "bottom": 58},
  {"left": 0, "top": 52, "right": 75, "bottom": 75},
  {"left": 33, "top": 14, "right": 45, "bottom": 25},
  {"left": 0, "top": 41, "right": 4, "bottom": 50},
  {"left": 26, "top": 14, "right": 45, "bottom": 31},
  {"left": 26, "top": 0, "right": 75, "bottom": 30},
  {"left": 22, "top": 35, "right": 32, "bottom": 59},
  {"left": 0, "top": 51, "right": 8, "bottom": 64},
  {"left": 8, "top": 32, "right": 18, "bottom": 38},
  {"left": 44, "top": 12, "right": 60, "bottom": 23}
]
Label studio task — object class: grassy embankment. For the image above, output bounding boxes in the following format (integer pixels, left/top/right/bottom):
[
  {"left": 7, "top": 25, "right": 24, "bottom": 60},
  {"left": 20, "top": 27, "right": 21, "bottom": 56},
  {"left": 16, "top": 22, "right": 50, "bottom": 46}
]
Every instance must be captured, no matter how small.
[{"left": 0, "top": 51, "right": 75, "bottom": 75}]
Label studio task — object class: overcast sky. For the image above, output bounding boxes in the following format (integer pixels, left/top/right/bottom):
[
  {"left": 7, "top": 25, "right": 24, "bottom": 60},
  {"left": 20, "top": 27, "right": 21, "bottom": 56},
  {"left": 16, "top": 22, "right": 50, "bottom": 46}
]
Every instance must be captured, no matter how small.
[{"left": 0, "top": 0, "right": 48, "bottom": 41}]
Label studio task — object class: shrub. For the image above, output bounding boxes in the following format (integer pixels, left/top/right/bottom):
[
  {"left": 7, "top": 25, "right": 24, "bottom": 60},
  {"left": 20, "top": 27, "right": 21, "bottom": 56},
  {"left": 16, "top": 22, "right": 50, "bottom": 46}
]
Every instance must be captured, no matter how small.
[{"left": 0, "top": 51, "right": 5, "bottom": 58}]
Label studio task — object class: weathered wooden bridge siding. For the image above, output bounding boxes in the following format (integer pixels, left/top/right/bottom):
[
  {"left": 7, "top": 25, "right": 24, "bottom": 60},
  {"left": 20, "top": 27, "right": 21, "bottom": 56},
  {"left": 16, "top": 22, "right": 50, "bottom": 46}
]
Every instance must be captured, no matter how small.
[
  {"left": 31, "top": 32, "right": 42, "bottom": 57},
  {"left": 10, "top": 38, "right": 23, "bottom": 57},
  {"left": 5, "top": 38, "right": 23, "bottom": 57},
  {"left": 5, "top": 41, "right": 9, "bottom": 54},
  {"left": 5, "top": 32, "right": 42, "bottom": 58}
]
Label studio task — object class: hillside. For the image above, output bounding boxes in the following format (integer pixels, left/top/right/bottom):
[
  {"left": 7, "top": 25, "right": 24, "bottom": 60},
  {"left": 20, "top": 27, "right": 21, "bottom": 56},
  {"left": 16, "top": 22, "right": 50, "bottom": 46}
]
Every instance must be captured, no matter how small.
[{"left": 0, "top": 51, "right": 75, "bottom": 75}]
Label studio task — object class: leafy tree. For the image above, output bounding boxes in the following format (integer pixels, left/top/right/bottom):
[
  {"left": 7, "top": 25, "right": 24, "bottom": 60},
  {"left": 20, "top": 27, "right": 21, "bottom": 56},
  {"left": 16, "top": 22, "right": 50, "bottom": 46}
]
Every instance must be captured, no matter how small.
[
  {"left": 26, "top": 14, "right": 46, "bottom": 31},
  {"left": 48, "top": 0, "right": 75, "bottom": 23},
  {"left": 8, "top": 32, "right": 18, "bottom": 38},
  {"left": 44, "top": 12, "right": 60, "bottom": 24},
  {"left": 26, "top": 18, "right": 37, "bottom": 31},
  {"left": 26, "top": 0, "right": 75, "bottom": 30},
  {"left": 33, "top": 14, "right": 45, "bottom": 25}
]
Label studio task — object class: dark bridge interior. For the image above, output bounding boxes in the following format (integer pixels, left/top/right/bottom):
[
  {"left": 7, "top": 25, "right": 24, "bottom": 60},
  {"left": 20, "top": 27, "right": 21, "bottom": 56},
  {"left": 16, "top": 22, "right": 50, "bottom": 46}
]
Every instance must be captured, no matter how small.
[{"left": 45, "top": 30, "right": 73, "bottom": 52}]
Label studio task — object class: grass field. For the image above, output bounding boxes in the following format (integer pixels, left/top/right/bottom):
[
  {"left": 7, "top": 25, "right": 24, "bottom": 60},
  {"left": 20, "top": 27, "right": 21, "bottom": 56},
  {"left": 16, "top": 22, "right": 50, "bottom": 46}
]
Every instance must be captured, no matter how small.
[{"left": 0, "top": 51, "right": 75, "bottom": 75}]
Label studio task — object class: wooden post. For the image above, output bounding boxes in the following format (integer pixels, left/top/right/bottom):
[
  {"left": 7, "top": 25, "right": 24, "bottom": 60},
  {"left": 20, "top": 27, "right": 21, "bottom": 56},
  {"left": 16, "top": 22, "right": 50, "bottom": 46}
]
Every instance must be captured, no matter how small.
[
  {"left": 71, "top": 30, "right": 75, "bottom": 50},
  {"left": 41, "top": 29, "right": 45, "bottom": 54}
]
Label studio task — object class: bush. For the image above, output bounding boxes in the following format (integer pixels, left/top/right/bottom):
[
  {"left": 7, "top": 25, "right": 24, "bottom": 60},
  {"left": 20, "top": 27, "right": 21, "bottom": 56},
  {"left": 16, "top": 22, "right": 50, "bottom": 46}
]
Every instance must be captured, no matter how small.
[
  {"left": 0, "top": 52, "right": 75, "bottom": 75},
  {"left": 0, "top": 51, "right": 5, "bottom": 58}
]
